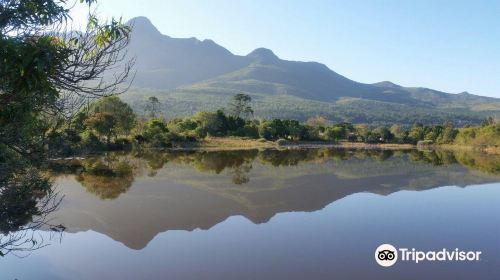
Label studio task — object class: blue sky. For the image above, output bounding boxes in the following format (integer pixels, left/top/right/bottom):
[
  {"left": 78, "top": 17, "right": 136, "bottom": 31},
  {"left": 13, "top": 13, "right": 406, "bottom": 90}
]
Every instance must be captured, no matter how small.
[{"left": 71, "top": 0, "right": 500, "bottom": 97}]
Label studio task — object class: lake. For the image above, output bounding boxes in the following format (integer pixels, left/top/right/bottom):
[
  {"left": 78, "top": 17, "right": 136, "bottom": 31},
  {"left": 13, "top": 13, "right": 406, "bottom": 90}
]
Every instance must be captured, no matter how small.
[{"left": 1, "top": 148, "right": 500, "bottom": 279}]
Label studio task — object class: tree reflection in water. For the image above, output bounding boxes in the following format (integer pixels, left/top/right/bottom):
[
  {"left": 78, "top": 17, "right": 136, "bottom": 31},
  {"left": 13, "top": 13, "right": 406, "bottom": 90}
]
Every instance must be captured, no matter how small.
[
  {"left": 40, "top": 148, "right": 500, "bottom": 251},
  {"left": 76, "top": 154, "right": 135, "bottom": 200},
  {"left": 1, "top": 144, "right": 498, "bottom": 260},
  {"left": 0, "top": 168, "right": 64, "bottom": 257},
  {"left": 48, "top": 148, "right": 500, "bottom": 202}
]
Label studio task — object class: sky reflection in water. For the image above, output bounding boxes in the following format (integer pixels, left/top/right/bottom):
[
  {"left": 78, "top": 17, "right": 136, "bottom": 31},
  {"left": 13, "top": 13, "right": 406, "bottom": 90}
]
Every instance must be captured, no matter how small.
[{"left": 1, "top": 148, "right": 499, "bottom": 280}]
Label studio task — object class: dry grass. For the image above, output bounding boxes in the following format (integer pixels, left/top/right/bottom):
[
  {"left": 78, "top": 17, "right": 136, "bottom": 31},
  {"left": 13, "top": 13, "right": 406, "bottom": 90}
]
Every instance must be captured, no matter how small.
[
  {"left": 336, "top": 142, "right": 415, "bottom": 150},
  {"left": 186, "top": 137, "right": 417, "bottom": 151},
  {"left": 196, "top": 137, "right": 276, "bottom": 150}
]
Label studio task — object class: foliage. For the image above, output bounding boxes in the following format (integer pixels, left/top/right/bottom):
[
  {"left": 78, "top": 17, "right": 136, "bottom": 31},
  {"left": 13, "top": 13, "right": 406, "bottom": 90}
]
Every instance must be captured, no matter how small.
[
  {"left": 39, "top": 98, "right": 500, "bottom": 154},
  {"left": 229, "top": 93, "right": 253, "bottom": 119},
  {"left": 146, "top": 96, "right": 161, "bottom": 118},
  {"left": 87, "top": 96, "right": 136, "bottom": 135},
  {"left": 0, "top": 0, "right": 132, "bottom": 162},
  {"left": 454, "top": 123, "right": 500, "bottom": 147},
  {"left": 84, "top": 112, "right": 117, "bottom": 144},
  {"left": 77, "top": 155, "right": 135, "bottom": 199},
  {"left": 122, "top": 89, "right": 491, "bottom": 126},
  {"left": 142, "top": 118, "right": 173, "bottom": 148}
]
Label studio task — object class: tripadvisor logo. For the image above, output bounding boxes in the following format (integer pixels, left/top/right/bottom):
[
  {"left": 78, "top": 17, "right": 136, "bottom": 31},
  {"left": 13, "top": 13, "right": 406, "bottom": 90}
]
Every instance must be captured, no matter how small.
[
  {"left": 375, "top": 244, "right": 482, "bottom": 267},
  {"left": 375, "top": 244, "right": 398, "bottom": 267}
]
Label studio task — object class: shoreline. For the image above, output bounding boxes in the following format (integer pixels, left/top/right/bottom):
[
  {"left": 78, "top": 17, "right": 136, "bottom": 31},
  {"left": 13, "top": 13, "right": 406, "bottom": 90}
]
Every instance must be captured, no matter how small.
[
  {"left": 48, "top": 138, "right": 500, "bottom": 160},
  {"left": 47, "top": 139, "right": 417, "bottom": 160},
  {"left": 174, "top": 137, "right": 416, "bottom": 151}
]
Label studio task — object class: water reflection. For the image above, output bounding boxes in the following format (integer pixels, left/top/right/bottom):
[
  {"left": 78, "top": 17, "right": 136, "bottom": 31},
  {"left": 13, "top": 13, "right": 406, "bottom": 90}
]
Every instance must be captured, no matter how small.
[
  {"left": 44, "top": 148, "right": 500, "bottom": 250},
  {"left": 0, "top": 168, "right": 63, "bottom": 257},
  {"left": 76, "top": 155, "right": 136, "bottom": 200}
]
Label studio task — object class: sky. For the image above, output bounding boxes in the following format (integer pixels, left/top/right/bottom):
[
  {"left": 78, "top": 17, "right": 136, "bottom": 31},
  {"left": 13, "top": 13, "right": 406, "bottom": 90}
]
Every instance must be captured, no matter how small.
[{"left": 70, "top": 0, "right": 500, "bottom": 98}]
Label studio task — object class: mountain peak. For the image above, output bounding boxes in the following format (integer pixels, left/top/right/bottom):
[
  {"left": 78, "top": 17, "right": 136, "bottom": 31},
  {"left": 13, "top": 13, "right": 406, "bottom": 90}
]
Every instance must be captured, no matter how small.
[
  {"left": 127, "top": 16, "right": 163, "bottom": 38},
  {"left": 247, "top": 48, "right": 279, "bottom": 63},
  {"left": 373, "top": 81, "right": 401, "bottom": 88}
]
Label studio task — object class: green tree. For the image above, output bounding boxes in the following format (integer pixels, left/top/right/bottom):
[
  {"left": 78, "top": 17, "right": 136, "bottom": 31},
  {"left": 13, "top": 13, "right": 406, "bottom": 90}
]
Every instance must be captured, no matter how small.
[
  {"left": 229, "top": 94, "right": 253, "bottom": 119},
  {"left": 146, "top": 96, "right": 161, "bottom": 118},
  {"left": 85, "top": 112, "right": 117, "bottom": 145},
  {"left": 481, "top": 116, "right": 496, "bottom": 127},
  {"left": 324, "top": 127, "right": 344, "bottom": 141},
  {"left": 88, "top": 96, "right": 136, "bottom": 136},
  {"left": 193, "top": 111, "right": 223, "bottom": 136},
  {"left": 390, "top": 124, "right": 406, "bottom": 143},
  {"left": 0, "top": 0, "right": 132, "bottom": 161},
  {"left": 409, "top": 123, "right": 425, "bottom": 144},
  {"left": 141, "top": 118, "right": 176, "bottom": 148},
  {"left": 437, "top": 123, "right": 458, "bottom": 144},
  {"left": 355, "top": 124, "right": 370, "bottom": 142},
  {"left": 283, "top": 120, "right": 306, "bottom": 140},
  {"left": 259, "top": 119, "right": 290, "bottom": 140},
  {"left": 372, "top": 125, "right": 392, "bottom": 142}
]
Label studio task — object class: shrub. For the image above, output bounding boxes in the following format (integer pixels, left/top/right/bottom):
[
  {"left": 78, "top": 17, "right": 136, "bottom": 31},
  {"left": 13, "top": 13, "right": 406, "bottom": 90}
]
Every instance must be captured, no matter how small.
[
  {"left": 81, "top": 131, "right": 105, "bottom": 152},
  {"left": 323, "top": 127, "right": 343, "bottom": 141},
  {"left": 258, "top": 121, "right": 276, "bottom": 140},
  {"left": 241, "top": 124, "right": 259, "bottom": 138}
]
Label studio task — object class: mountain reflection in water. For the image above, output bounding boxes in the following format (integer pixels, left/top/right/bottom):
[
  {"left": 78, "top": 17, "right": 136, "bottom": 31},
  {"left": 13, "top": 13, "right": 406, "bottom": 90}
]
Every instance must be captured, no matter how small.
[{"left": 44, "top": 148, "right": 500, "bottom": 250}]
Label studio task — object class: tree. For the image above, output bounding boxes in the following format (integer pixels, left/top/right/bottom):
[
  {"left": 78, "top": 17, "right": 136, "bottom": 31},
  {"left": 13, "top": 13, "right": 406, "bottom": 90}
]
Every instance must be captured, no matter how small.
[
  {"left": 409, "top": 123, "right": 425, "bottom": 143},
  {"left": 88, "top": 96, "right": 136, "bottom": 136},
  {"left": 84, "top": 112, "right": 117, "bottom": 145},
  {"left": 390, "top": 124, "right": 405, "bottom": 142},
  {"left": 437, "top": 123, "right": 458, "bottom": 144},
  {"left": 146, "top": 96, "right": 161, "bottom": 118},
  {"left": 193, "top": 111, "right": 223, "bottom": 136},
  {"left": 258, "top": 120, "right": 282, "bottom": 140},
  {"left": 324, "top": 127, "right": 344, "bottom": 141},
  {"left": 372, "top": 125, "right": 392, "bottom": 142},
  {"left": 229, "top": 94, "right": 253, "bottom": 119},
  {"left": 306, "top": 115, "right": 327, "bottom": 129},
  {"left": 355, "top": 124, "right": 370, "bottom": 142},
  {"left": 283, "top": 119, "right": 306, "bottom": 140},
  {"left": 0, "top": 0, "right": 133, "bottom": 161}
]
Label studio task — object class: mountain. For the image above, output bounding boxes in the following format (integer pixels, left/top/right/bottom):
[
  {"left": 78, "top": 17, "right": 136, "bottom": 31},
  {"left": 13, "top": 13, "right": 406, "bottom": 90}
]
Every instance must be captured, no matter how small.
[
  {"left": 48, "top": 150, "right": 500, "bottom": 249},
  {"left": 121, "top": 17, "right": 500, "bottom": 125},
  {"left": 126, "top": 17, "right": 248, "bottom": 89}
]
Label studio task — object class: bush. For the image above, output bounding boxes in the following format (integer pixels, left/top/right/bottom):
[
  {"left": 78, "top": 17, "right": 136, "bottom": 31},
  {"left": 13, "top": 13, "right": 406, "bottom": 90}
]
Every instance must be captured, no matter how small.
[
  {"left": 81, "top": 131, "right": 105, "bottom": 152},
  {"left": 164, "top": 132, "right": 184, "bottom": 142},
  {"left": 323, "top": 127, "right": 343, "bottom": 141},
  {"left": 47, "top": 130, "right": 79, "bottom": 157},
  {"left": 258, "top": 122, "right": 276, "bottom": 140},
  {"left": 453, "top": 124, "right": 499, "bottom": 148},
  {"left": 241, "top": 124, "right": 259, "bottom": 138}
]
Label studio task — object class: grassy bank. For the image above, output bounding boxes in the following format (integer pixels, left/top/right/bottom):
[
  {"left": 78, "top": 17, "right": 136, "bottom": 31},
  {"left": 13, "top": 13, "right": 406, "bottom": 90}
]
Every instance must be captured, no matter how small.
[{"left": 173, "top": 137, "right": 416, "bottom": 151}]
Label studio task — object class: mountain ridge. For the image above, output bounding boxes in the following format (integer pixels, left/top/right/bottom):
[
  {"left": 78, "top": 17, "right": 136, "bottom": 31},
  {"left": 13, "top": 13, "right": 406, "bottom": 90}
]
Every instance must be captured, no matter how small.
[{"left": 121, "top": 16, "right": 500, "bottom": 124}]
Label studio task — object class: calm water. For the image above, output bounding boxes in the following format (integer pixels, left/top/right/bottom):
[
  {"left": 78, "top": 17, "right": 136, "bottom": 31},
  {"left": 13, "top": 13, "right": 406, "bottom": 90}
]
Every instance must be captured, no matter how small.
[{"left": 1, "top": 149, "right": 500, "bottom": 279}]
